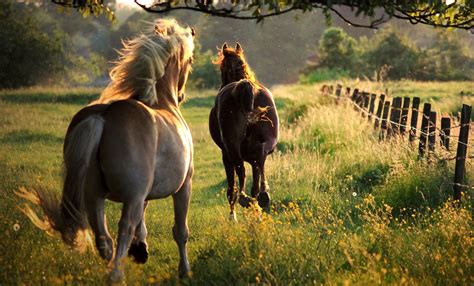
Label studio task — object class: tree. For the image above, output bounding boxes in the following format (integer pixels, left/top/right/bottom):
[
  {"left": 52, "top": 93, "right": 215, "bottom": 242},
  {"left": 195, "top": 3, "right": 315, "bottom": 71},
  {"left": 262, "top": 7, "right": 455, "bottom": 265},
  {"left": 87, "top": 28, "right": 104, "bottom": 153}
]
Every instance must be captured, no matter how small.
[
  {"left": 0, "top": 1, "right": 66, "bottom": 88},
  {"left": 417, "top": 31, "right": 474, "bottom": 81},
  {"left": 187, "top": 43, "right": 220, "bottom": 89},
  {"left": 317, "top": 28, "right": 357, "bottom": 71},
  {"left": 48, "top": 0, "right": 473, "bottom": 30},
  {"left": 365, "top": 31, "right": 420, "bottom": 80}
]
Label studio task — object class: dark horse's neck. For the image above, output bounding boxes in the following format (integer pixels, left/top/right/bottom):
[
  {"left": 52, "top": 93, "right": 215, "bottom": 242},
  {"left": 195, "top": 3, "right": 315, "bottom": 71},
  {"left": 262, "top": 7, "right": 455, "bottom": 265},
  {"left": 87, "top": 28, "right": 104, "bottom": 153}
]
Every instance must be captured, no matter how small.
[
  {"left": 220, "top": 64, "right": 256, "bottom": 89},
  {"left": 221, "top": 74, "right": 248, "bottom": 89}
]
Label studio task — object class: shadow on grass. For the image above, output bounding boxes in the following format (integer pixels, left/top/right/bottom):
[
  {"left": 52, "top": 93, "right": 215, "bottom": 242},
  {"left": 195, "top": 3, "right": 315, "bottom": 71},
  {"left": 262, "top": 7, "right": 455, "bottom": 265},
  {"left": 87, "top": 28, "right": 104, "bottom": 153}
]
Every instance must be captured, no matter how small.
[
  {"left": 183, "top": 96, "right": 293, "bottom": 110},
  {"left": 0, "top": 130, "right": 63, "bottom": 145},
  {"left": 183, "top": 96, "right": 215, "bottom": 108},
  {"left": 0, "top": 92, "right": 98, "bottom": 105}
]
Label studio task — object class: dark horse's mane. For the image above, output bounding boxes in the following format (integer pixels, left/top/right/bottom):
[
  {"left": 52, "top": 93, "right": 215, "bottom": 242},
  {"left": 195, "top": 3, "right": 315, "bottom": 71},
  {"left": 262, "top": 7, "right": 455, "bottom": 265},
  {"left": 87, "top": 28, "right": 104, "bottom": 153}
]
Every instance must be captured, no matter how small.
[{"left": 214, "top": 46, "right": 257, "bottom": 88}]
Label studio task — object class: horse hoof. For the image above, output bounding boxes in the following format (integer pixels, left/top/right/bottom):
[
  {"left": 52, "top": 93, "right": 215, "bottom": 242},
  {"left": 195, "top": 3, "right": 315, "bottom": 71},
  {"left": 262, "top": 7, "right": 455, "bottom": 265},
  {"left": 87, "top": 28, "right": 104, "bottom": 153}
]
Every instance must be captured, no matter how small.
[
  {"left": 257, "top": 191, "right": 270, "bottom": 209},
  {"left": 107, "top": 269, "right": 125, "bottom": 285},
  {"left": 128, "top": 241, "right": 148, "bottom": 264},
  {"left": 178, "top": 260, "right": 191, "bottom": 279},
  {"left": 238, "top": 195, "right": 252, "bottom": 208},
  {"left": 229, "top": 212, "right": 238, "bottom": 222}
]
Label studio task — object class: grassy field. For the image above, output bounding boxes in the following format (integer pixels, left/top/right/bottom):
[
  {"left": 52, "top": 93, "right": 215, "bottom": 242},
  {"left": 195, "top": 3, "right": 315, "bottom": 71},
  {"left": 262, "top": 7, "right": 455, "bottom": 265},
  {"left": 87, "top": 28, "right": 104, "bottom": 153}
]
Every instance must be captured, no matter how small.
[{"left": 0, "top": 81, "right": 473, "bottom": 285}]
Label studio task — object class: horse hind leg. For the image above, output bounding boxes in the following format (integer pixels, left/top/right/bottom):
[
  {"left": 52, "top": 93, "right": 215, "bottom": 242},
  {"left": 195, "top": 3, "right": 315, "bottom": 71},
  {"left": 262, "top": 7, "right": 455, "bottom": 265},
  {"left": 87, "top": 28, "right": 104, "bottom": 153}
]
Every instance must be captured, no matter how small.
[
  {"left": 128, "top": 201, "right": 149, "bottom": 264},
  {"left": 172, "top": 179, "right": 192, "bottom": 278},
  {"left": 236, "top": 161, "right": 252, "bottom": 208},
  {"left": 108, "top": 199, "right": 145, "bottom": 284},
  {"left": 84, "top": 161, "right": 113, "bottom": 261},
  {"left": 222, "top": 152, "right": 238, "bottom": 221},
  {"left": 250, "top": 162, "right": 261, "bottom": 200},
  {"left": 85, "top": 196, "right": 113, "bottom": 262}
]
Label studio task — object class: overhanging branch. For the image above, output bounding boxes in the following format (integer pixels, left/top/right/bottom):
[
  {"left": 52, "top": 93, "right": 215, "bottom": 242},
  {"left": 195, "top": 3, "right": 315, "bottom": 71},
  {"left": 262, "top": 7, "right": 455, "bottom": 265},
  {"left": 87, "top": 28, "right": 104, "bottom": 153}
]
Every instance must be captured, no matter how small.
[{"left": 49, "top": 0, "right": 474, "bottom": 30}]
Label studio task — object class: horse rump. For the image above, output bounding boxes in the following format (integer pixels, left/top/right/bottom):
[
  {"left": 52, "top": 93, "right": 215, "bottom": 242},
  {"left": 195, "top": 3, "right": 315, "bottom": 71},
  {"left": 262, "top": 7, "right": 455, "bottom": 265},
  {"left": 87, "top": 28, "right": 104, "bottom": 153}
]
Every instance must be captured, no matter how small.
[{"left": 16, "top": 115, "right": 104, "bottom": 251}]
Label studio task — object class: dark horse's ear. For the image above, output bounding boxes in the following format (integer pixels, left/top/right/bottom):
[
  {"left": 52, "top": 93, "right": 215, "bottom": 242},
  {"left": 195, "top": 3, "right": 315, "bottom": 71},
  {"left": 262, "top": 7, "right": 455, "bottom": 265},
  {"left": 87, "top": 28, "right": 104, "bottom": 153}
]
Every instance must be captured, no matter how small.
[
  {"left": 155, "top": 24, "right": 166, "bottom": 36},
  {"left": 221, "top": 43, "right": 231, "bottom": 56},
  {"left": 235, "top": 42, "right": 243, "bottom": 54}
]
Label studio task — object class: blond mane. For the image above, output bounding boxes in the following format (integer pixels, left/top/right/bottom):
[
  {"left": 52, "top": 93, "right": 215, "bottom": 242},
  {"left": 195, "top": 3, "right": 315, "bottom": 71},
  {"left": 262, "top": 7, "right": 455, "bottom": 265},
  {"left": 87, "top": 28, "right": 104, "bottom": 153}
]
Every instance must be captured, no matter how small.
[{"left": 94, "top": 19, "right": 194, "bottom": 107}]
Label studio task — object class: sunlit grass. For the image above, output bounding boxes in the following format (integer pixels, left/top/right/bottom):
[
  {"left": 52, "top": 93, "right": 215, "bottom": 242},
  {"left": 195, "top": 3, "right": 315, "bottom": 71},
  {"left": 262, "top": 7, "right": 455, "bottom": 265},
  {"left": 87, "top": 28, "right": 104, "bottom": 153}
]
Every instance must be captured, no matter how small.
[{"left": 0, "top": 81, "right": 472, "bottom": 284}]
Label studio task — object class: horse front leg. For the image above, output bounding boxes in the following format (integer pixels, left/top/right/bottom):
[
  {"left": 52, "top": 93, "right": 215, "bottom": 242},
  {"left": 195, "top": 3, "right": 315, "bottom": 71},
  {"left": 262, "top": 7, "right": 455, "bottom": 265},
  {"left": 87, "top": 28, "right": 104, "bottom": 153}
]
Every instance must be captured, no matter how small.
[
  {"left": 108, "top": 199, "right": 145, "bottom": 284},
  {"left": 222, "top": 152, "right": 238, "bottom": 221},
  {"left": 128, "top": 201, "right": 149, "bottom": 264},
  {"left": 172, "top": 178, "right": 192, "bottom": 278},
  {"left": 257, "top": 156, "right": 271, "bottom": 209},
  {"left": 250, "top": 162, "right": 261, "bottom": 200}
]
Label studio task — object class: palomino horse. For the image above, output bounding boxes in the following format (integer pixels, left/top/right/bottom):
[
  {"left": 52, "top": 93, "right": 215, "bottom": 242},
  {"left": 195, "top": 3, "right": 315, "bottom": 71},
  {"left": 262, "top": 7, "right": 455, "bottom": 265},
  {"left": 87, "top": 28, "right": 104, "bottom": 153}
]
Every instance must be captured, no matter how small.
[
  {"left": 16, "top": 19, "right": 195, "bottom": 282},
  {"left": 209, "top": 43, "right": 279, "bottom": 220}
]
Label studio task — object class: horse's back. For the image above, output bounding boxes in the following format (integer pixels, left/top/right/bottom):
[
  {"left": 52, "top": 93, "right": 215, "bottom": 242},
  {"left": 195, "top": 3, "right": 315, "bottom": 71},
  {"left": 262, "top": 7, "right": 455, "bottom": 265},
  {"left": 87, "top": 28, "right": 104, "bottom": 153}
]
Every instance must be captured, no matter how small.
[
  {"left": 99, "top": 100, "right": 158, "bottom": 201},
  {"left": 210, "top": 81, "right": 279, "bottom": 161},
  {"left": 209, "top": 83, "right": 238, "bottom": 150}
]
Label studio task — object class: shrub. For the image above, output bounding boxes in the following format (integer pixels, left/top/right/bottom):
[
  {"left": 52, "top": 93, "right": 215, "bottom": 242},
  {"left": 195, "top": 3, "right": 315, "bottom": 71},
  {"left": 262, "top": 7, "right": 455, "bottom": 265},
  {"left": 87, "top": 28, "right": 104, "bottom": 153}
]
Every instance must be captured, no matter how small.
[
  {"left": 364, "top": 32, "right": 420, "bottom": 81},
  {"left": 299, "top": 68, "right": 350, "bottom": 83},
  {"left": 187, "top": 43, "right": 220, "bottom": 89}
]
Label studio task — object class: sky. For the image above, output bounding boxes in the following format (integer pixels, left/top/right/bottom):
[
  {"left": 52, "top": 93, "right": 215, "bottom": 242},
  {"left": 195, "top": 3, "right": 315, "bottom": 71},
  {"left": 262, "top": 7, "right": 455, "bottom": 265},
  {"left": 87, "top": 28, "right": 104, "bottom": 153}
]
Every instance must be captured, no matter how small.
[{"left": 115, "top": 0, "right": 155, "bottom": 9}]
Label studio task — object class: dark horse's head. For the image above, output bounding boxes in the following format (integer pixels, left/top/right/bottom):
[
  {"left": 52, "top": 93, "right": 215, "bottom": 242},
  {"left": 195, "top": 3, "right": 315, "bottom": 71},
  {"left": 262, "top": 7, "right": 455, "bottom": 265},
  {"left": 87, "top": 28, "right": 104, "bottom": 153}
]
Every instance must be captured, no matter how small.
[{"left": 214, "top": 43, "right": 256, "bottom": 88}]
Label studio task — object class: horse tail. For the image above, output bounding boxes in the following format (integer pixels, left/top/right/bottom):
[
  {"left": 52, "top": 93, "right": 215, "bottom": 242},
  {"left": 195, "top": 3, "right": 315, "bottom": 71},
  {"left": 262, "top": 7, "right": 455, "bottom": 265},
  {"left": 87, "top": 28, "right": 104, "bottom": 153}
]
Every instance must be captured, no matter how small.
[
  {"left": 16, "top": 115, "right": 105, "bottom": 251},
  {"left": 232, "top": 79, "right": 255, "bottom": 113}
]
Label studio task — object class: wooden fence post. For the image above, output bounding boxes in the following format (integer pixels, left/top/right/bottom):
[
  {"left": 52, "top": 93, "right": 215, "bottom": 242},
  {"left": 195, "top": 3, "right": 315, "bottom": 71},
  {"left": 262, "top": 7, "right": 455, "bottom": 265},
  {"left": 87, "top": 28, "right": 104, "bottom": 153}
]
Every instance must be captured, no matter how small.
[
  {"left": 388, "top": 97, "right": 402, "bottom": 137},
  {"left": 380, "top": 101, "right": 390, "bottom": 140},
  {"left": 453, "top": 104, "right": 472, "bottom": 201},
  {"left": 400, "top": 97, "right": 410, "bottom": 135},
  {"left": 351, "top": 88, "right": 359, "bottom": 102},
  {"left": 387, "top": 99, "right": 395, "bottom": 138},
  {"left": 428, "top": 111, "right": 437, "bottom": 152},
  {"left": 361, "top": 92, "right": 369, "bottom": 117},
  {"left": 346, "top": 87, "right": 351, "bottom": 97},
  {"left": 368, "top": 93, "right": 376, "bottom": 121},
  {"left": 335, "top": 84, "right": 342, "bottom": 96},
  {"left": 363, "top": 93, "right": 370, "bottom": 110},
  {"left": 335, "top": 84, "right": 342, "bottom": 104},
  {"left": 440, "top": 117, "right": 451, "bottom": 150},
  {"left": 358, "top": 91, "right": 366, "bottom": 108},
  {"left": 418, "top": 103, "right": 432, "bottom": 158},
  {"left": 409, "top": 97, "right": 421, "bottom": 142},
  {"left": 374, "top": 94, "right": 386, "bottom": 129}
]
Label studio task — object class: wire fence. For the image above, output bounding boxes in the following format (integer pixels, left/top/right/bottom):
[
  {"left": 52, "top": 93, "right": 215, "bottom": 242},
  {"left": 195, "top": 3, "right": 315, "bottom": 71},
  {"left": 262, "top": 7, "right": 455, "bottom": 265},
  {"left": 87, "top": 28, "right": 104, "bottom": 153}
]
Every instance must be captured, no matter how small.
[
  {"left": 322, "top": 84, "right": 473, "bottom": 201},
  {"left": 325, "top": 90, "right": 473, "bottom": 149}
]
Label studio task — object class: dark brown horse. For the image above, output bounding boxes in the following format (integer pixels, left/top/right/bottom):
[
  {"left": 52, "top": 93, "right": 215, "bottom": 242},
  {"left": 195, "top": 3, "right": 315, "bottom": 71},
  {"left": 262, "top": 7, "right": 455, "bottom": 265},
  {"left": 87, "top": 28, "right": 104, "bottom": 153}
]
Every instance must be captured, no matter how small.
[{"left": 209, "top": 43, "right": 279, "bottom": 220}]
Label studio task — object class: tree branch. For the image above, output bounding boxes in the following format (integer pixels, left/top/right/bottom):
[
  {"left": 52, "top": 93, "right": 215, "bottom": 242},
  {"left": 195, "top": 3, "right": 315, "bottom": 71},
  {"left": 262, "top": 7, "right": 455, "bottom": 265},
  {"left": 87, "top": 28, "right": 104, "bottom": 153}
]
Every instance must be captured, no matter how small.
[{"left": 50, "top": 0, "right": 474, "bottom": 30}]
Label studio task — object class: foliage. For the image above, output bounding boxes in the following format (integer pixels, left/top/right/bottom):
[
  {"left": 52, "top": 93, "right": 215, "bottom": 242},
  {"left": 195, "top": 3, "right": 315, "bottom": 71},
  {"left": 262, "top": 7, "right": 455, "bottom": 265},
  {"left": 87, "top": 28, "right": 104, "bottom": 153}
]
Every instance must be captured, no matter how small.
[
  {"left": 56, "top": 0, "right": 474, "bottom": 30},
  {"left": 187, "top": 43, "right": 220, "bottom": 89},
  {"left": 302, "top": 26, "right": 474, "bottom": 83},
  {"left": 416, "top": 31, "right": 474, "bottom": 81},
  {"left": 299, "top": 68, "right": 350, "bottom": 83},
  {"left": 0, "top": 1, "right": 110, "bottom": 88},
  {"left": 365, "top": 31, "right": 420, "bottom": 81},
  {"left": 0, "top": 1, "right": 66, "bottom": 88},
  {"left": 317, "top": 28, "right": 358, "bottom": 72}
]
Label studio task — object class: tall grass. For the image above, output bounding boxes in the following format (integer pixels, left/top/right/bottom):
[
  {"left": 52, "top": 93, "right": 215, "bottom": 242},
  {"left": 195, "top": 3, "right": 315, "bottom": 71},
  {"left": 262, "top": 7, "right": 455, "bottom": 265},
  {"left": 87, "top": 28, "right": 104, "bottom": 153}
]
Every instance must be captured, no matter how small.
[{"left": 0, "top": 82, "right": 472, "bottom": 284}]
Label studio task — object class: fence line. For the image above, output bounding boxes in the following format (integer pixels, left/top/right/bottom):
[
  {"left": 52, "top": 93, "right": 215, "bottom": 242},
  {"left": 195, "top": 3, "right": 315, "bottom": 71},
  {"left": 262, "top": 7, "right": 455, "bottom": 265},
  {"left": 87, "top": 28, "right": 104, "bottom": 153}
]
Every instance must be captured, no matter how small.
[
  {"left": 324, "top": 89, "right": 473, "bottom": 148},
  {"left": 323, "top": 84, "right": 472, "bottom": 202}
]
